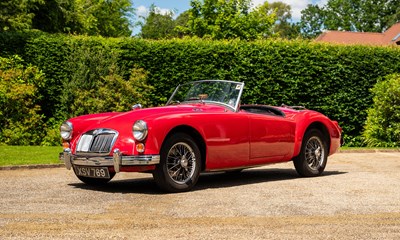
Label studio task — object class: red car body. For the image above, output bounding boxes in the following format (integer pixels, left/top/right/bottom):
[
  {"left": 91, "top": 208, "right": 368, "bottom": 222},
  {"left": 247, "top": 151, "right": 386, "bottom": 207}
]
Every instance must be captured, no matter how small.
[{"left": 60, "top": 80, "right": 342, "bottom": 192}]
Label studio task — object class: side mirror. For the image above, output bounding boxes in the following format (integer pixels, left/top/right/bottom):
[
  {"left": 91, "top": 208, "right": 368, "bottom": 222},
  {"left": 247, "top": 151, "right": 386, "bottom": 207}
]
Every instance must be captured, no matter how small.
[{"left": 132, "top": 104, "right": 142, "bottom": 110}]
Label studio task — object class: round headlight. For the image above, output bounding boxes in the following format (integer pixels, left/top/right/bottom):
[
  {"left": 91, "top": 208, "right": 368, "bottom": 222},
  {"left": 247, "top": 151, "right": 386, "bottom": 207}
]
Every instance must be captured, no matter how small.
[
  {"left": 60, "top": 121, "right": 73, "bottom": 140},
  {"left": 133, "top": 120, "right": 148, "bottom": 141}
]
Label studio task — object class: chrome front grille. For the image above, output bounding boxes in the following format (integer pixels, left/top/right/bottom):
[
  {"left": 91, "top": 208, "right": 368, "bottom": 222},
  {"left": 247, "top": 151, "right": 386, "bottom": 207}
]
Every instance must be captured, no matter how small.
[{"left": 76, "top": 129, "right": 118, "bottom": 155}]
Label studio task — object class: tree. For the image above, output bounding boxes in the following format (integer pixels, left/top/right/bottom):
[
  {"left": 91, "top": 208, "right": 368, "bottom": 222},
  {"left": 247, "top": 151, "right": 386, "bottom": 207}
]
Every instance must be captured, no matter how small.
[
  {"left": 0, "top": 0, "right": 134, "bottom": 37},
  {"left": 299, "top": 4, "right": 327, "bottom": 39},
  {"left": 140, "top": 4, "right": 176, "bottom": 39},
  {"left": 31, "top": 0, "right": 82, "bottom": 33},
  {"left": 187, "top": 0, "right": 276, "bottom": 40},
  {"left": 262, "top": 1, "right": 300, "bottom": 39},
  {"left": 173, "top": 10, "right": 191, "bottom": 37},
  {"left": 86, "top": 0, "right": 134, "bottom": 37},
  {"left": 0, "top": 0, "right": 43, "bottom": 32},
  {"left": 61, "top": 43, "right": 152, "bottom": 118},
  {"left": 300, "top": 0, "right": 400, "bottom": 39},
  {"left": 138, "top": 7, "right": 191, "bottom": 39}
]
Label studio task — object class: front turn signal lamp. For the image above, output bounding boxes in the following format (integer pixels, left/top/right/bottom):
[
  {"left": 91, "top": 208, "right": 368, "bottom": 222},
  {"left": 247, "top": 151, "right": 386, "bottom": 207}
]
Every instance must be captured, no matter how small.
[{"left": 136, "top": 143, "right": 145, "bottom": 153}]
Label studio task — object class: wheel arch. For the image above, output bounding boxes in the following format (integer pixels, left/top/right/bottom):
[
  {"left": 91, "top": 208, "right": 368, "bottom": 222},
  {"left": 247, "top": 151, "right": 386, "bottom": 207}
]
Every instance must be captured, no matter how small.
[
  {"left": 304, "top": 122, "right": 331, "bottom": 153},
  {"left": 162, "top": 125, "right": 207, "bottom": 171},
  {"left": 294, "top": 121, "right": 331, "bottom": 158}
]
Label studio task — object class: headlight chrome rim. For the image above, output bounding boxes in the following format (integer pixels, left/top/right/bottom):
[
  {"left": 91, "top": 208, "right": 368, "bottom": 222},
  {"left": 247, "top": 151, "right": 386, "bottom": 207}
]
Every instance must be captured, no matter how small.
[
  {"left": 60, "top": 121, "right": 73, "bottom": 140},
  {"left": 133, "top": 120, "right": 148, "bottom": 141}
]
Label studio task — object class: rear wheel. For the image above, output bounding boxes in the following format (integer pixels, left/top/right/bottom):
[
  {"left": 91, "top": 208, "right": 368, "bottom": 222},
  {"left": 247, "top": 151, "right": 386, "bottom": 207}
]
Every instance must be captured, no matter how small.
[
  {"left": 153, "top": 133, "right": 201, "bottom": 192},
  {"left": 294, "top": 129, "right": 328, "bottom": 177}
]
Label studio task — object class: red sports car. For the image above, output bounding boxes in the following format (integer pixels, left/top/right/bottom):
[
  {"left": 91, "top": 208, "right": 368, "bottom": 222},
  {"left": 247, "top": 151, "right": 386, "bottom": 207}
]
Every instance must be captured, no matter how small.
[{"left": 60, "top": 80, "right": 342, "bottom": 192}]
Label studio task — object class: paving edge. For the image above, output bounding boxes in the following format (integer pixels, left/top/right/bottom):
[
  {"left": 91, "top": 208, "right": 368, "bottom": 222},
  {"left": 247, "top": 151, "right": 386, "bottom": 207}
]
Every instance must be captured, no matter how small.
[
  {"left": 0, "top": 163, "right": 65, "bottom": 171},
  {"left": 338, "top": 149, "right": 400, "bottom": 153},
  {"left": 1, "top": 149, "right": 399, "bottom": 170}
]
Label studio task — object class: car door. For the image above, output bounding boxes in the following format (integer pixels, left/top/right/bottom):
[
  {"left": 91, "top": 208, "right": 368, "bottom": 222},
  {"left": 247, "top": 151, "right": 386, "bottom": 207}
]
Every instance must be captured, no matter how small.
[
  {"left": 248, "top": 113, "right": 295, "bottom": 162},
  {"left": 199, "top": 111, "right": 250, "bottom": 169}
]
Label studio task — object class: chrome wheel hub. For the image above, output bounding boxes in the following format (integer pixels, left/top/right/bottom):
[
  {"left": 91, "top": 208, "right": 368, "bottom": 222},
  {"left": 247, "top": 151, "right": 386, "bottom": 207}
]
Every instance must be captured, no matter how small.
[{"left": 180, "top": 156, "right": 188, "bottom": 168}]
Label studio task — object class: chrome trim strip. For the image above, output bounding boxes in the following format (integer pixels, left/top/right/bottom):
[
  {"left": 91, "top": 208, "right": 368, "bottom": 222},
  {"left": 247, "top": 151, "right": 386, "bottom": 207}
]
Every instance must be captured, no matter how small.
[{"left": 59, "top": 150, "right": 160, "bottom": 169}]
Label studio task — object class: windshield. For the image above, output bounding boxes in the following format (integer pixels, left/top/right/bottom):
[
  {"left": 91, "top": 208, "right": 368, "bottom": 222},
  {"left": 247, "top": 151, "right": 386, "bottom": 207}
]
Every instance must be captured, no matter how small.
[{"left": 167, "top": 80, "right": 244, "bottom": 111}]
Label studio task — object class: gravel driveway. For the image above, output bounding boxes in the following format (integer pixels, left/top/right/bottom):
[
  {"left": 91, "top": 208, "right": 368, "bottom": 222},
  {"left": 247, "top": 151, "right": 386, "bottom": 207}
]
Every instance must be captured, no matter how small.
[{"left": 0, "top": 152, "right": 399, "bottom": 239}]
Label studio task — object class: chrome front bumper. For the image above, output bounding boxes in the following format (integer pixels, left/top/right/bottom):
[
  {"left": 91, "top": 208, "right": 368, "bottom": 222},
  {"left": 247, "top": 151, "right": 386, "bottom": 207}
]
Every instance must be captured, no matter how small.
[{"left": 60, "top": 148, "right": 160, "bottom": 173}]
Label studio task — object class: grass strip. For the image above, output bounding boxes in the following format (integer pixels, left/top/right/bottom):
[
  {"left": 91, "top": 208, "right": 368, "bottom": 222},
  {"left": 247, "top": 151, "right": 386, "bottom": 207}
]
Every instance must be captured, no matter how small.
[{"left": 0, "top": 146, "right": 62, "bottom": 166}]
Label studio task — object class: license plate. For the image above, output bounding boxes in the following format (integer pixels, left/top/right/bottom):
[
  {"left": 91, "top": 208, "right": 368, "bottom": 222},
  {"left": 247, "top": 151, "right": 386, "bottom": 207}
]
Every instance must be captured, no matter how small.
[{"left": 74, "top": 166, "right": 110, "bottom": 179}]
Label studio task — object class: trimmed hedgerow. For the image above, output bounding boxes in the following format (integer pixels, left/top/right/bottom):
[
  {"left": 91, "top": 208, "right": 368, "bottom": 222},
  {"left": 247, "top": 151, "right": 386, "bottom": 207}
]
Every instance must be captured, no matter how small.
[
  {"left": 0, "top": 33, "right": 400, "bottom": 146},
  {"left": 116, "top": 38, "right": 400, "bottom": 145}
]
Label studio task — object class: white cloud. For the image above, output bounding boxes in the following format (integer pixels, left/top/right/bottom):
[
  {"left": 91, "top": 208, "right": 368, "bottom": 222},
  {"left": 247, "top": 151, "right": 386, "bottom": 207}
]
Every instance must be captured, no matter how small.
[
  {"left": 137, "top": 5, "right": 148, "bottom": 18},
  {"left": 136, "top": 5, "right": 174, "bottom": 18},
  {"left": 158, "top": 7, "right": 174, "bottom": 15}
]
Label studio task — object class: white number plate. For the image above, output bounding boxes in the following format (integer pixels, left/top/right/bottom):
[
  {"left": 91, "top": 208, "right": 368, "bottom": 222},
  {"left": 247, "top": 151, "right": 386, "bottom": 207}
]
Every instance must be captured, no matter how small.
[{"left": 74, "top": 166, "right": 110, "bottom": 178}]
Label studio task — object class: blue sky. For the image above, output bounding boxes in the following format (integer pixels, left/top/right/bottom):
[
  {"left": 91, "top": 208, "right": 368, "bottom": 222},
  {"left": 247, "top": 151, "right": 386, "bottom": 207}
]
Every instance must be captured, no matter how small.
[{"left": 131, "top": 0, "right": 328, "bottom": 34}]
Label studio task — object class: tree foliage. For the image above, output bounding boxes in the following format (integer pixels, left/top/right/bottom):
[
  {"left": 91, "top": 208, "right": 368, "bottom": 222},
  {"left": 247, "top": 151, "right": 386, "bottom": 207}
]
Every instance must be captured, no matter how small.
[
  {"left": 262, "top": 1, "right": 300, "bottom": 39},
  {"left": 363, "top": 74, "right": 400, "bottom": 147},
  {"left": 300, "top": 0, "right": 400, "bottom": 38},
  {"left": 299, "top": 4, "right": 326, "bottom": 39},
  {"left": 61, "top": 41, "right": 152, "bottom": 118},
  {"left": 139, "top": 1, "right": 301, "bottom": 40},
  {"left": 31, "top": 0, "right": 80, "bottom": 33},
  {"left": 140, "top": 4, "right": 176, "bottom": 39},
  {"left": 186, "top": 0, "right": 276, "bottom": 40},
  {"left": 0, "top": 0, "right": 43, "bottom": 32},
  {"left": 0, "top": 55, "right": 45, "bottom": 145},
  {"left": 0, "top": 0, "right": 134, "bottom": 37},
  {"left": 77, "top": 0, "right": 134, "bottom": 37},
  {"left": 174, "top": 10, "right": 191, "bottom": 37}
]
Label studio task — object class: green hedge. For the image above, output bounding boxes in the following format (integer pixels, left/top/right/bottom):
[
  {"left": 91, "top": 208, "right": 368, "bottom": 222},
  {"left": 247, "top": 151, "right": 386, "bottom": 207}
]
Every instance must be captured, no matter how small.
[
  {"left": 1, "top": 32, "right": 400, "bottom": 146},
  {"left": 117, "top": 38, "right": 400, "bottom": 145}
]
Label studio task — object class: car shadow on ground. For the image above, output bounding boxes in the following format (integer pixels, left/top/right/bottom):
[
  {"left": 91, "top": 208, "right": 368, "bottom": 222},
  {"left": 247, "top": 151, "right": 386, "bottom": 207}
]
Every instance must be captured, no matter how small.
[{"left": 69, "top": 168, "right": 346, "bottom": 194}]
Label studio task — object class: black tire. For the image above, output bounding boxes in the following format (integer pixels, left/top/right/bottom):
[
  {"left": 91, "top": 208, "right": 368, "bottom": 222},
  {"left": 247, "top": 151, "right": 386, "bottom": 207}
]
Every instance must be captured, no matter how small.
[
  {"left": 153, "top": 133, "right": 201, "bottom": 193},
  {"left": 294, "top": 129, "right": 328, "bottom": 177},
  {"left": 73, "top": 169, "right": 115, "bottom": 185}
]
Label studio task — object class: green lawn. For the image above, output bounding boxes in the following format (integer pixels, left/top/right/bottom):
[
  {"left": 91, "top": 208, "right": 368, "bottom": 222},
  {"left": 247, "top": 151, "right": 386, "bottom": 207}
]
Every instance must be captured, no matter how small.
[{"left": 0, "top": 146, "right": 63, "bottom": 166}]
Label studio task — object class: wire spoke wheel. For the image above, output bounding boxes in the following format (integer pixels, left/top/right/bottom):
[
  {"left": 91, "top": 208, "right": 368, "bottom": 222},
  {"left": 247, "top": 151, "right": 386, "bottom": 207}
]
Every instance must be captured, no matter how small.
[
  {"left": 294, "top": 129, "right": 328, "bottom": 177},
  {"left": 305, "top": 136, "right": 325, "bottom": 171},
  {"left": 166, "top": 142, "right": 196, "bottom": 184},
  {"left": 153, "top": 133, "right": 201, "bottom": 192}
]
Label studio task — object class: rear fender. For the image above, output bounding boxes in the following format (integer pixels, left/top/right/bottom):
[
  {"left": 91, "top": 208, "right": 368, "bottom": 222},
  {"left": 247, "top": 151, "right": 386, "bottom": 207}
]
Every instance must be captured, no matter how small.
[{"left": 293, "top": 112, "right": 341, "bottom": 158}]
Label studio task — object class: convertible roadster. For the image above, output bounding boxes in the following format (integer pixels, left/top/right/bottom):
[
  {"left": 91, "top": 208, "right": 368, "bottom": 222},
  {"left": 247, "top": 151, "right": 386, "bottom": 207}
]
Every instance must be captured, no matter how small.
[{"left": 60, "top": 80, "right": 342, "bottom": 192}]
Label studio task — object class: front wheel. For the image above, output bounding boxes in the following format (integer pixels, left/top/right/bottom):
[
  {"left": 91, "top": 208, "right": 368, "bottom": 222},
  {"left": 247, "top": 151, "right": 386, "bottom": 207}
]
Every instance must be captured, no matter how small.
[
  {"left": 153, "top": 133, "right": 201, "bottom": 193},
  {"left": 294, "top": 129, "right": 328, "bottom": 177}
]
